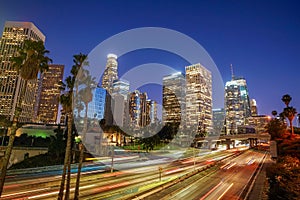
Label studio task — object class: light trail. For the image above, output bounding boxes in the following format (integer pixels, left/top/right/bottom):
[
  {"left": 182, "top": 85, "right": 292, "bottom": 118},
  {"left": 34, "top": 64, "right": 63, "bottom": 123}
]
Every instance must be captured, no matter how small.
[
  {"left": 27, "top": 184, "right": 96, "bottom": 199},
  {"left": 199, "top": 181, "right": 223, "bottom": 200},
  {"left": 217, "top": 183, "right": 234, "bottom": 200}
]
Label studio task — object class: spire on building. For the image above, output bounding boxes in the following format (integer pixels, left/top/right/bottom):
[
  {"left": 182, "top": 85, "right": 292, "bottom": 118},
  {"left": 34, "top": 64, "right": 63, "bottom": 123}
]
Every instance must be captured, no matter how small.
[{"left": 230, "top": 64, "right": 235, "bottom": 80}]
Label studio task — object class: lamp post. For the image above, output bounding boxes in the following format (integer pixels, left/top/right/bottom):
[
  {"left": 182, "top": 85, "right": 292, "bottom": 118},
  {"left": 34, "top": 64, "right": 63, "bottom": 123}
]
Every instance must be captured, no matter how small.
[
  {"left": 193, "top": 147, "right": 196, "bottom": 170},
  {"left": 111, "top": 145, "right": 114, "bottom": 173},
  {"left": 158, "top": 166, "right": 162, "bottom": 181}
]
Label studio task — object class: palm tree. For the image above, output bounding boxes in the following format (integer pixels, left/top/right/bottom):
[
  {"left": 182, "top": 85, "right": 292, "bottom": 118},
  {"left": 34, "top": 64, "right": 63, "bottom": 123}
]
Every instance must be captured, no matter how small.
[
  {"left": 281, "top": 94, "right": 297, "bottom": 135},
  {"left": 0, "top": 40, "right": 51, "bottom": 197},
  {"left": 283, "top": 106, "right": 297, "bottom": 135},
  {"left": 57, "top": 76, "right": 74, "bottom": 200},
  {"left": 281, "top": 94, "right": 292, "bottom": 107},
  {"left": 57, "top": 53, "right": 88, "bottom": 200},
  {"left": 74, "top": 71, "right": 96, "bottom": 200},
  {"left": 271, "top": 110, "right": 278, "bottom": 118}
]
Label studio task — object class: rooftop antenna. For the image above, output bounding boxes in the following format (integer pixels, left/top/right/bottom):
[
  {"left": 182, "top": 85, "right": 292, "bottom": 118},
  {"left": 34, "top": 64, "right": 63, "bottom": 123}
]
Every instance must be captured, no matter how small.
[{"left": 230, "top": 64, "right": 234, "bottom": 80}]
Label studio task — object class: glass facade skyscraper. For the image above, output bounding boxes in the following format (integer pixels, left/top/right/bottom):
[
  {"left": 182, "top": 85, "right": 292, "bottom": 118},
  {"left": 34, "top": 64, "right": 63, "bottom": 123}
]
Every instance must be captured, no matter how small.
[
  {"left": 87, "top": 87, "right": 106, "bottom": 120},
  {"left": 224, "top": 77, "right": 251, "bottom": 134}
]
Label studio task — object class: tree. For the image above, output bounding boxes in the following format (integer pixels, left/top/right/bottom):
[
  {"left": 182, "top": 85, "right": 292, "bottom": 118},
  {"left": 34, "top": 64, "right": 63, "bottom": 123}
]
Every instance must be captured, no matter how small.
[
  {"left": 0, "top": 40, "right": 51, "bottom": 197},
  {"left": 283, "top": 106, "right": 297, "bottom": 135},
  {"left": 281, "top": 94, "right": 292, "bottom": 107},
  {"left": 74, "top": 70, "right": 96, "bottom": 200},
  {"left": 266, "top": 118, "right": 286, "bottom": 140},
  {"left": 281, "top": 94, "right": 297, "bottom": 135},
  {"left": 272, "top": 110, "right": 278, "bottom": 118},
  {"left": 58, "top": 53, "right": 88, "bottom": 200},
  {"left": 58, "top": 76, "right": 74, "bottom": 200},
  {"left": 48, "top": 125, "right": 65, "bottom": 160}
]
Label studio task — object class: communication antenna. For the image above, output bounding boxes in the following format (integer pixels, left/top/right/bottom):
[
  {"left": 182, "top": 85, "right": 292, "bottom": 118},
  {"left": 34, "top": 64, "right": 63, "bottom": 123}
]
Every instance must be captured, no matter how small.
[{"left": 230, "top": 64, "right": 234, "bottom": 80}]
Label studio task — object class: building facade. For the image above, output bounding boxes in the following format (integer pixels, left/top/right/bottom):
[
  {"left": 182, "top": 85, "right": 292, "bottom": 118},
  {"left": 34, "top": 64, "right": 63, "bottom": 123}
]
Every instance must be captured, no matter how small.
[
  {"left": 34, "top": 64, "right": 64, "bottom": 124},
  {"left": 246, "top": 115, "right": 271, "bottom": 134},
  {"left": 185, "top": 63, "right": 212, "bottom": 134},
  {"left": 224, "top": 77, "right": 251, "bottom": 134},
  {"left": 212, "top": 108, "right": 225, "bottom": 135},
  {"left": 162, "top": 72, "right": 186, "bottom": 126},
  {"left": 101, "top": 54, "right": 118, "bottom": 95},
  {"left": 250, "top": 99, "right": 258, "bottom": 116},
  {"left": 0, "top": 21, "right": 45, "bottom": 122},
  {"left": 148, "top": 100, "right": 157, "bottom": 124},
  {"left": 112, "top": 79, "right": 130, "bottom": 127},
  {"left": 128, "top": 90, "right": 156, "bottom": 129},
  {"left": 87, "top": 86, "right": 106, "bottom": 120},
  {"left": 128, "top": 90, "right": 141, "bottom": 128}
]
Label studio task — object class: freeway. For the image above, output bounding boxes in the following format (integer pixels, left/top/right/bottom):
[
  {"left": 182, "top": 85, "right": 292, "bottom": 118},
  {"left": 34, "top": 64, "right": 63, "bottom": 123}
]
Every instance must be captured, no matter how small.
[
  {"left": 143, "top": 149, "right": 266, "bottom": 200},
  {"left": 0, "top": 148, "right": 241, "bottom": 199}
]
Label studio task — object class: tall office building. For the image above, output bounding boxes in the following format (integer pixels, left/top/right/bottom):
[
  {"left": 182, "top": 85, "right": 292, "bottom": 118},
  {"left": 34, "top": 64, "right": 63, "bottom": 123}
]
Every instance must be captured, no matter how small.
[
  {"left": 250, "top": 99, "right": 258, "bottom": 116},
  {"left": 185, "top": 63, "right": 212, "bottom": 134},
  {"left": 112, "top": 79, "right": 129, "bottom": 98},
  {"left": 128, "top": 90, "right": 141, "bottom": 128},
  {"left": 34, "top": 64, "right": 64, "bottom": 124},
  {"left": 101, "top": 54, "right": 118, "bottom": 95},
  {"left": 128, "top": 90, "right": 156, "bottom": 128},
  {"left": 87, "top": 86, "right": 106, "bottom": 120},
  {"left": 112, "top": 79, "right": 130, "bottom": 127},
  {"left": 101, "top": 54, "right": 118, "bottom": 125},
  {"left": 224, "top": 77, "right": 251, "bottom": 134},
  {"left": 212, "top": 108, "right": 225, "bottom": 135},
  {"left": 0, "top": 21, "right": 45, "bottom": 122},
  {"left": 148, "top": 100, "right": 157, "bottom": 124},
  {"left": 162, "top": 72, "right": 186, "bottom": 126}
]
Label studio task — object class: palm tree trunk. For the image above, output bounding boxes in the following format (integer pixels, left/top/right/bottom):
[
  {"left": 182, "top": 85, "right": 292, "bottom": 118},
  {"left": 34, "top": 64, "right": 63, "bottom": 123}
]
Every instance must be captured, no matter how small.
[
  {"left": 65, "top": 113, "right": 73, "bottom": 200},
  {"left": 0, "top": 121, "right": 17, "bottom": 196},
  {"left": 0, "top": 76, "right": 26, "bottom": 197},
  {"left": 74, "top": 143, "right": 83, "bottom": 200},
  {"left": 290, "top": 120, "right": 294, "bottom": 135},
  {"left": 74, "top": 104, "right": 88, "bottom": 200},
  {"left": 57, "top": 113, "right": 72, "bottom": 200}
]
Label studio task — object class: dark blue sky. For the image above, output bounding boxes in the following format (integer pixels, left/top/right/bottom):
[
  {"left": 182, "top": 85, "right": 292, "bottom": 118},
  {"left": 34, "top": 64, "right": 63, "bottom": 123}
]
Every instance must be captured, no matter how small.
[{"left": 1, "top": 0, "right": 300, "bottom": 118}]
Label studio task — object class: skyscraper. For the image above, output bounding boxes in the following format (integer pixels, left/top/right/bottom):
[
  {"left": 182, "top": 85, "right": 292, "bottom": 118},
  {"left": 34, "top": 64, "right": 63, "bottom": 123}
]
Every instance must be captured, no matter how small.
[
  {"left": 101, "top": 54, "right": 118, "bottom": 125},
  {"left": 185, "top": 63, "right": 212, "bottom": 134},
  {"left": 148, "top": 100, "right": 157, "bottom": 124},
  {"left": 34, "top": 64, "right": 64, "bottom": 124},
  {"left": 212, "top": 108, "right": 225, "bottom": 135},
  {"left": 101, "top": 54, "right": 118, "bottom": 95},
  {"left": 87, "top": 87, "right": 106, "bottom": 120},
  {"left": 128, "top": 90, "right": 141, "bottom": 128},
  {"left": 0, "top": 21, "right": 45, "bottom": 121},
  {"left": 112, "top": 79, "right": 130, "bottom": 127},
  {"left": 162, "top": 72, "right": 186, "bottom": 126},
  {"left": 224, "top": 77, "right": 251, "bottom": 134},
  {"left": 128, "top": 90, "right": 156, "bottom": 128},
  {"left": 250, "top": 99, "right": 258, "bottom": 116}
]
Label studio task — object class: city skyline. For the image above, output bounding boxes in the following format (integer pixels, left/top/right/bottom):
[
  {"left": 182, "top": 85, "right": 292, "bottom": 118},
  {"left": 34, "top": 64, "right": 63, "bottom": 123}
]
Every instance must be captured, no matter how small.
[{"left": 1, "top": 0, "right": 300, "bottom": 117}]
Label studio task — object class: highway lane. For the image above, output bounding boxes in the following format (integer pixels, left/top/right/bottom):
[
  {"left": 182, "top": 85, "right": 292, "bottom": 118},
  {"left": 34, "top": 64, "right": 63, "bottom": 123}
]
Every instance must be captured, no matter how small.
[
  {"left": 1, "top": 149, "right": 239, "bottom": 199},
  {"left": 145, "top": 149, "right": 265, "bottom": 200}
]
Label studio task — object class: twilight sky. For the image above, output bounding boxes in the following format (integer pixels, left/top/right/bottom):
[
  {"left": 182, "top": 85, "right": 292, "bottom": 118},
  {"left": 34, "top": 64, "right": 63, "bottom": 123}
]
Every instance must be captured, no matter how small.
[{"left": 1, "top": 0, "right": 300, "bottom": 120}]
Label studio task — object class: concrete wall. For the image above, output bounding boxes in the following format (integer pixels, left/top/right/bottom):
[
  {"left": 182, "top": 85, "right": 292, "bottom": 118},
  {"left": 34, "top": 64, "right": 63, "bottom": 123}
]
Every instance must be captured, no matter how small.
[{"left": 0, "top": 147, "right": 48, "bottom": 169}]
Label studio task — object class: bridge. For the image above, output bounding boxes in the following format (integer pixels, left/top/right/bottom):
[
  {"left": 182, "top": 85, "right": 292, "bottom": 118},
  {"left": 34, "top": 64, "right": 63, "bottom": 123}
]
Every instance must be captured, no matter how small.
[{"left": 193, "top": 133, "right": 270, "bottom": 149}]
